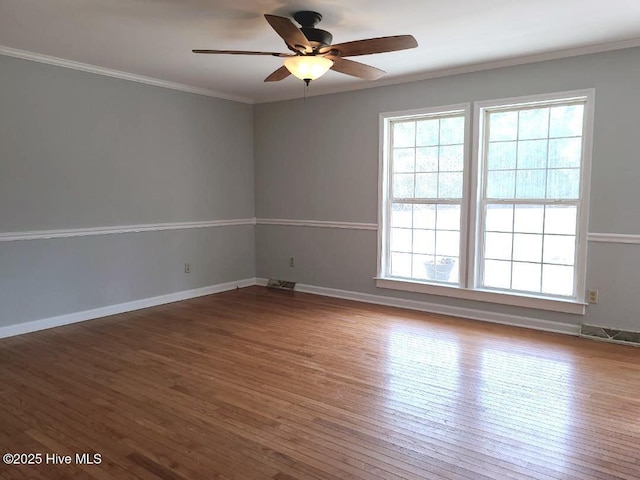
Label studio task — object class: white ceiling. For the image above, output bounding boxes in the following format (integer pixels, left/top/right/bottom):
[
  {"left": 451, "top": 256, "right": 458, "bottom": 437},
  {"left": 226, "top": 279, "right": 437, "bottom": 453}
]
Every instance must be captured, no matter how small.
[{"left": 2, "top": 0, "right": 640, "bottom": 103}]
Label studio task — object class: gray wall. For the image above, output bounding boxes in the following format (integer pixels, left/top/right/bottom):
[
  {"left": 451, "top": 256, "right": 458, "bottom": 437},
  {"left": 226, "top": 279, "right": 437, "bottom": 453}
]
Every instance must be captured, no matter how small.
[
  {"left": 0, "top": 55, "right": 255, "bottom": 327},
  {"left": 3, "top": 46, "right": 639, "bottom": 333},
  {"left": 255, "top": 47, "right": 640, "bottom": 331}
]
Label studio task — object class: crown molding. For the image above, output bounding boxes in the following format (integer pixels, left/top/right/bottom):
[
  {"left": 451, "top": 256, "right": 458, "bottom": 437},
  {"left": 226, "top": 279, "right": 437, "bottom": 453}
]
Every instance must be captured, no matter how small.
[
  {"left": 0, "top": 46, "right": 253, "bottom": 104},
  {"left": 255, "top": 37, "right": 640, "bottom": 104},
  {"left": 4, "top": 37, "right": 640, "bottom": 106},
  {"left": 0, "top": 218, "right": 256, "bottom": 242}
]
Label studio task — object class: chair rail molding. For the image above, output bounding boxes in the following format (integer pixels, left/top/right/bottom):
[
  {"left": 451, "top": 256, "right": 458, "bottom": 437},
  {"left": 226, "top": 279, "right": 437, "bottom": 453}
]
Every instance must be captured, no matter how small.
[
  {"left": 587, "top": 233, "right": 640, "bottom": 245},
  {"left": 256, "top": 218, "right": 377, "bottom": 231},
  {"left": 6, "top": 218, "right": 637, "bottom": 242},
  {"left": 0, "top": 218, "right": 257, "bottom": 242}
]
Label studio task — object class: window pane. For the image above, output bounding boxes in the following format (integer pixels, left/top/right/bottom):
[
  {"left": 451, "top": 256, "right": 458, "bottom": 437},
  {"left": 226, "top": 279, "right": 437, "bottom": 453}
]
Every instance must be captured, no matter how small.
[
  {"left": 439, "top": 145, "right": 464, "bottom": 171},
  {"left": 489, "top": 111, "right": 518, "bottom": 141},
  {"left": 415, "top": 173, "right": 438, "bottom": 198},
  {"left": 393, "top": 173, "right": 414, "bottom": 198},
  {"left": 436, "top": 231, "right": 459, "bottom": 257},
  {"left": 547, "top": 169, "right": 580, "bottom": 199},
  {"left": 390, "top": 252, "right": 412, "bottom": 277},
  {"left": 487, "top": 142, "right": 517, "bottom": 170},
  {"left": 487, "top": 170, "right": 515, "bottom": 198},
  {"left": 516, "top": 169, "right": 546, "bottom": 198},
  {"left": 542, "top": 264, "right": 574, "bottom": 296},
  {"left": 518, "top": 108, "right": 549, "bottom": 140},
  {"left": 543, "top": 235, "right": 575, "bottom": 265},
  {"left": 391, "top": 228, "right": 412, "bottom": 252},
  {"left": 394, "top": 121, "right": 415, "bottom": 148},
  {"left": 416, "top": 147, "right": 438, "bottom": 171},
  {"left": 549, "top": 138, "right": 582, "bottom": 168},
  {"left": 425, "top": 257, "right": 457, "bottom": 282},
  {"left": 386, "top": 200, "right": 461, "bottom": 284},
  {"left": 438, "top": 172, "right": 463, "bottom": 198},
  {"left": 517, "top": 139, "right": 548, "bottom": 169},
  {"left": 513, "top": 205, "right": 544, "bottom": 234},
  {"left": 412, "top": 254, "right": 433, "bottom": 280},
  {"left": 549, "top": 105, "right": 584, "bottom": 138},
  {"left": 440, "top": 117, "right": 465, "bottom": 144},
  {"left": 512, "top": 262, "right": 541, "bottom": 292},
  {"left": 413, "top": 229, "right": 435, "bottom": 255},
  {"left": 436, "top": 205, "right": 461, "bottom": 230},
  {"left": 513, "top": 233, "right": 542, "bottom": 263},
  {"left": 486, "top": 204, "right": 514, "bottom": 232},
  {"left": 391, "top": 203, "right": 412, "bottom": 228},
  {"left": 413, "top": 204, "right": 436, "bottom": 229},
  {"left": 544, "top": 206, "right": 577, "bottom": 235},
  {"left": 485, "top": 232, "right": 512, "bottom": 260},
  {"left": 393, "top": 148, "right": 415, "bottom": 172},
  {"left": 484, "top": 260, "right": 511, "bottom": 289},
  {"left": 448, "top": 259, "right": 460, "bottom": 284},
  {"left": 416, "top": 119, "right": 439, "bottom": 146}
]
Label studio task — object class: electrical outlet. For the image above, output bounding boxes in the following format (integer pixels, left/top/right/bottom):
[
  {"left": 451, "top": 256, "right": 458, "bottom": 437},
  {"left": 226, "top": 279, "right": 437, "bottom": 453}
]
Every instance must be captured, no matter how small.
[
  {"left": 290, "top": 257, "right": 294, "bottom": 268},
  {"left": 184, "top": 263, "right": 191, "bottom": 274},
  {"left": 587, "top": 289, "right": 598, "bottom": 304}
]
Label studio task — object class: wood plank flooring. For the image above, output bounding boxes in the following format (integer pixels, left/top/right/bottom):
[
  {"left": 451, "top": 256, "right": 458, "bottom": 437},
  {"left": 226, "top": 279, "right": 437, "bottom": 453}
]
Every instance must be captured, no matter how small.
[{"left": 1, "top": 286, "right": 639, "bottom": 479}]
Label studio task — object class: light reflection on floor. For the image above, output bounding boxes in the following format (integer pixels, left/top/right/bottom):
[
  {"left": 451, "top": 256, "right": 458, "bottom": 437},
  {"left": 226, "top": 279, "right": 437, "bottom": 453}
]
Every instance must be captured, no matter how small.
[
  {"left": 479, "top": 349, "right": 572, "bottom": 473},
  {"left": 386, "top": 325, "right": 574, "bottom": 476},
  {"left": 385, "top": 327, "right": 460, "bottom": 428}
]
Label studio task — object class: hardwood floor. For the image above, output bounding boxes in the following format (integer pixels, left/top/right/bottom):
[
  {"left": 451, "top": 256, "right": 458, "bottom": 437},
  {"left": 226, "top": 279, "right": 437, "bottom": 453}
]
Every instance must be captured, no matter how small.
[{"left": 1, "top": 286, "right": 639, "bottom": 480}]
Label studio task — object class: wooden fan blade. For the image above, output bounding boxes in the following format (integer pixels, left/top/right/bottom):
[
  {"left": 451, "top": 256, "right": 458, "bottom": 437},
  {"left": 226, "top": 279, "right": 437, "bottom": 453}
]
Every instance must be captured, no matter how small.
[
  {"left": 192, "top": 49, "right": 293, "bottom": 57},
  {"left": 321, "top": 35, "right": 417, "bottom": 57},
  {"left": 264, "top": 14, "right": 312, "bottom": 53},
  {"left": 328, "top": 57, "right": 385, "bottom": 80},
  {"left": 264, "top": 66, "right": 291, "bottom": 82}
]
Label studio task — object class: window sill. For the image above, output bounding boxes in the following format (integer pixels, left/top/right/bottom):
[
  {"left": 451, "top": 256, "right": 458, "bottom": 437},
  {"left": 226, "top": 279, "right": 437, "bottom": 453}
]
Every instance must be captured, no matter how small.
[{"left": 375, "top": 277, "right": 586, "bottom": 315}]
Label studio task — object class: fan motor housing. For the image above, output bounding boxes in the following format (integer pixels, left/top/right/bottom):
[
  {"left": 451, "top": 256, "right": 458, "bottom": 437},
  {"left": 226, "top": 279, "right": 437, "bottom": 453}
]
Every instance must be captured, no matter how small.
[
  {"left": 294, "top": 11, "right": 333, "bottom": 48},
  {"left": 300, "top": 27, "right": 333, "bottom": 48}
]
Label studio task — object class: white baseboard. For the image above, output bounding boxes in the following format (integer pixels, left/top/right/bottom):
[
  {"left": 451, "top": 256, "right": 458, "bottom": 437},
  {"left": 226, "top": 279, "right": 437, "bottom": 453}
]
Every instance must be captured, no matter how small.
[
  {"left": 258, "top": 278, "right": 580, "bottom": 335},
  {"left": 2, "top": 277, "right": 580, "bottom": 340},
  {"left": 0, "top": 278, "right": 257, "bottom": 339}
]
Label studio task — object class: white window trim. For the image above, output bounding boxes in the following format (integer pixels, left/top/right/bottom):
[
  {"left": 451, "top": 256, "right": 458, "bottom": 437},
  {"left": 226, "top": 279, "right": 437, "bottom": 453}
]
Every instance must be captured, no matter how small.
[
  {"left": 375, "top": 278, "right": 585, "bottom": 314},
  {"left": 377, "top": 90, "right": 594, "bottom": 315},
  {"left": 377, "top": 103, "right": 471, "bottom": 286}
]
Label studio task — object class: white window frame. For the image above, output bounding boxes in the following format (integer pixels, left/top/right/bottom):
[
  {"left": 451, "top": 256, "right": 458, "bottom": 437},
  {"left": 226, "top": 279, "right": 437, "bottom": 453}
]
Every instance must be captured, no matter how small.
[
  {"left": 377, "top": 90, "right": 595, "bottom": 315},
  {"left": 378, "top": 104, "right": 471, "bottom": 287}
]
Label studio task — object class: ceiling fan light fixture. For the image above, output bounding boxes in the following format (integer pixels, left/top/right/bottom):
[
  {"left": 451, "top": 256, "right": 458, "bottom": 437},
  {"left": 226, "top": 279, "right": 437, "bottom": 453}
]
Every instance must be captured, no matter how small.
[
  {"left": 193, "top": 12, "right": 418, "bottom": 85},
  {"left": 284, "top": 56, "right": 333, "bottom": 83}
]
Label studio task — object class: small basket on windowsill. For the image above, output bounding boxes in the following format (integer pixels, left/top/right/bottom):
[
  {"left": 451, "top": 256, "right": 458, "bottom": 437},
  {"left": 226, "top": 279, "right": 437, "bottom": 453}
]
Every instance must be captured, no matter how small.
[{"left": 424, "top": 257, "right": 454, "bottom": 281}]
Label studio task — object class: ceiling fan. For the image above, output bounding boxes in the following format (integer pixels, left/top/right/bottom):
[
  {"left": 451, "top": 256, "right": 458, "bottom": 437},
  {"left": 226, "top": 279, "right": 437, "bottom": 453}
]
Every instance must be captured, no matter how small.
[{"left": 193, "top": 11, "right": 418, "bottom": 85}]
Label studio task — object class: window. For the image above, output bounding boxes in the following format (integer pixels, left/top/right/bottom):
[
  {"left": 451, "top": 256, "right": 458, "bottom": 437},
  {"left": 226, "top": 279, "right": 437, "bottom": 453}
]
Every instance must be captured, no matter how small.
[
  {"left": 378, "top": 91, "right": 594, "bottom": 314},
  {"left": 384, "top": 107, "right": 467, "bottom": 284},
  {"left": 479, "top": 101, "right": 585, "bottom": 297}
]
